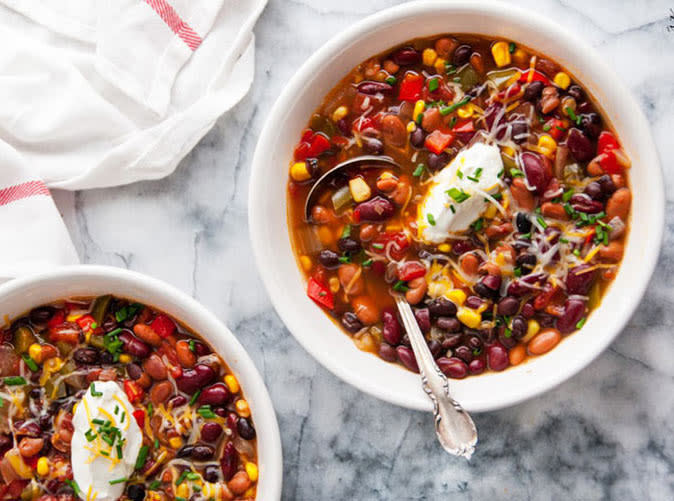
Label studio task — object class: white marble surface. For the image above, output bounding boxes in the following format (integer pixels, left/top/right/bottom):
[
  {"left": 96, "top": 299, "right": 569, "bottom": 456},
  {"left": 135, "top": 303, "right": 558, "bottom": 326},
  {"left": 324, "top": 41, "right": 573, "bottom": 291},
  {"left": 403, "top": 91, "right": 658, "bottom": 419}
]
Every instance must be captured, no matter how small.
[{"left": 52, "top": 0, "right": 674, "bottom": 499}]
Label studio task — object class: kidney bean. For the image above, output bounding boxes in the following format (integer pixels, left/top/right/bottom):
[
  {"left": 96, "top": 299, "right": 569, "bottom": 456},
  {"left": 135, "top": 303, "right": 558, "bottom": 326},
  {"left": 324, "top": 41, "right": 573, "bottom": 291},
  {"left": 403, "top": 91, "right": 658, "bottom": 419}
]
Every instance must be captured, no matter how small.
[
  {"left": 132, "top": 324, "right": 162, "bottom": 347},
  {"left": 437, "top": 318, "right": 461, "bottom": 335},
  {"left": 521, "top": 303, "right": 535, "bottom": 319},
  {"left": 482, "top": 274, "right": 501, "bottom": 291},
  {"left": 405, "top": 277, "right": 428, "bottom": 305},
  {"left": 427, "top": 152, "right": 450, "bottom": 172},
  {"left": 556, "top": 299, "right": 586, "bottom": 334},
  {"left": 468, "top": 356, "right": 486, "bottom": 375},
  {"left": 453, "top": 345, "right": 472, "bottom": 363},
  {"left": 528, "top": 328, "right": 561, "bottom": 355},
  {"left": 176, "top": 364, "right": 216, "bottom": 394},
  {"left": 18, "top": 437, "right": 44, "bottom": 458},
  {"left": 523, "top": 80, "right": 544, "bottom": 101},
  {"left": 357, "top": 81, "right": 393, "bottom": 95},
  {"left": 465, "top": 296, "right": 484, "bottom": 310},
  {"left": 413, "top": 307, "right": 431, "bottom": 334},
  {"left": 427, "top": 297, "right": 457, "bottom": 317},
  {"left": 168, "top": 395, "right": 187, "bottom": 408},
  {"left": 73, "top": 348, "right": 99, "bottom": 365},
  {"left": 507, "top": 273, "right": 547, "bottom": 297},
  {"left": 354, "top": 196, "right": 395, "bottom": 222},
  {"left": 143, "top": 353, "right": 167, "bottom": 380},
  {"left": 200, "top": 422, "right": 223, "bottom": 443},
  {"left": 119, "top": 332, "right": 151, "bottom": 358},
  {"left": 566, "top": 128, "right": 595, "bottom": 162},
  {"left": 487, "top": 343, "right": 509, "bottom": 371},
  {"left": 220, "top": 441, "right": 238, "bottom": 480},
  {"left": 570, "top": 193, "right": 603, "bottom": 214},
  {"left": 377, "top": 343, "right": 396, "bottom": 362},
  {"left": 381, "top": 114, "right": 407, "bottom": 147},
  {"left": 437, "top": 357, "right": 468, "bottom": 379},
  {"left": 453, "top": 44, "right": 472, "bottom": 65},
  {"left": 175, "top": 340, "right": 197, "bottom": 369},
  {"left": 396, "top": 346, "right": 419, "bottom": 372},
  {"left": 392, "top": 47, "right": 421, "bottom": 66},
  {"left": 352, "top": 296, "right": 379, "bottom": 325},
  {"left": 510, "top": 178, "right": 536, "bottom": 211},
  {"left": 606, "top": 188, "right": 631, "bottom": 221},
  {"left": 149, "top": 380, "right": 173, "bottom": 406},
  {"left": 521, "top": 152, "right": 551, "bottom": 195},
  {"left": 566, "top": 264, "right": 597, "bottom": 295},
  {"left": 338, "top": 263, "right": 365, "bottom": 296},
  {"left": 198, "top": 383, "right": 232, "bottom": 406},
  {"left": 382, "top": 309, "right": 402, "bottom": 345}
]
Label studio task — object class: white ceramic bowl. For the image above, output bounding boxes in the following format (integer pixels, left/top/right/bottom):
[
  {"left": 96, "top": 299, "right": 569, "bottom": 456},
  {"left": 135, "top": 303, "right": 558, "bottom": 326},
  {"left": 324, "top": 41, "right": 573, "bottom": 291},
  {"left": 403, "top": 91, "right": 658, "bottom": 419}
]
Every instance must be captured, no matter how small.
[
  {"left": 0, "top": 265, "right": 283, "bottom": 499},
  {"left": 249, "top": 0, "right": 664, "bottom": 412}
]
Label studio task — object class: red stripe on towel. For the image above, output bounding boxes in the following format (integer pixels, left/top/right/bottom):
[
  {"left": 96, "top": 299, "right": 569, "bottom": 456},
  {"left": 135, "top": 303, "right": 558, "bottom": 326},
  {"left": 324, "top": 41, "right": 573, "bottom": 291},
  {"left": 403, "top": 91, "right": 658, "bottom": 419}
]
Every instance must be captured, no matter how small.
[
  {"left": 0, "top": 181, "right": 50, "bottom": 207},
  {"left": 143, "top": 0, "right": 203, "bottom": 51}
]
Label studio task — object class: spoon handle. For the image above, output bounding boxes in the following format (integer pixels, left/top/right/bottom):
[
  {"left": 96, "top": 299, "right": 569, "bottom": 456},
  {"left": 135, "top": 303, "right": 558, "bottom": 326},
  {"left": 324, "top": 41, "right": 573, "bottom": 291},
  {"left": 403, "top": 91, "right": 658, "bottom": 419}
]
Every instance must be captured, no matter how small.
[{"left": 393, "top": 295, "right": 478, "bottom": 459}]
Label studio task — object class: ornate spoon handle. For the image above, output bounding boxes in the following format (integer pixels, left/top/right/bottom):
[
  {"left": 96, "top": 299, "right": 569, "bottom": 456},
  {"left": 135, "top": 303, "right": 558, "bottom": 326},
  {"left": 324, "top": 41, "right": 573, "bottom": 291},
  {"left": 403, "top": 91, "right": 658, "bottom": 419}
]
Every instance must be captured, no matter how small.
[{"left": 394, "top": 294, "right": 477, "bottom": 459}]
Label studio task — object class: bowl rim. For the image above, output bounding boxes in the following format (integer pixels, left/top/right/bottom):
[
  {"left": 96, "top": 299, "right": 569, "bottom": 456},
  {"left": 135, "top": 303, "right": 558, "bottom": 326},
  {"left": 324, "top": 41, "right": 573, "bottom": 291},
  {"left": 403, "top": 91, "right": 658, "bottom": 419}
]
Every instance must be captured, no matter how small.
[
  {"left": 0, "top": 264, "right": 283, "bottom": 499},
  {"left": 249, "top": 0, "right": 664, "bottom": 411}
]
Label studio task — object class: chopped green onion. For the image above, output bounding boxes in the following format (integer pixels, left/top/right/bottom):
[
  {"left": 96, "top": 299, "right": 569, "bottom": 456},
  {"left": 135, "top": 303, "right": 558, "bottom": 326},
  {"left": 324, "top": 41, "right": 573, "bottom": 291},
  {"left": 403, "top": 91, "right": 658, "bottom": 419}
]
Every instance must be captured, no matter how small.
[
  {"left": 393, "top": 280, "right": 409, "bottom": 292},
  {"left": 338, "top": 256, "right": 351, "bottom": 264},
  {"left": 573, "top": 248, "right": 581, "bottom": 256},
  {"left": 446, "top": 187, "right": 470, "bottom": 203},
  {"left": 576, "top": 317, "right": 587, "bottom": 329},
  {"left": 439, "top": 96, "right": 471, "bottom": 116},
  {"left": 186, "top": 472, "right": 200, "bottom": 481},
  {"left": 154, "top": 438, "right": 159, "bottom": 450},
  {"left": 508, "top": 42, "right": 516, "bottom": 53},
  {"left": 562, "top": 189, "right": 574, "bottom": 202},
  {"left": 341, "top": 224, "right": 352, "bottom": 239},
  {"left": 109, "top": 478, "right": 127, "bottom": 485},
  {"left": 66, "top": 480, "right": 82, "bottom": 496},
  {"left": 372, "top": 243, "right": 384, "bottom": 250},
  {"left": 449, "top": 116, "right": 457, "bottom": 129},
  {"left": 0, "top": 397, "right": 4, "bottom": 408},
  {"left": 22, "top": 354, "right": 38, "bottom": 372},
  {"left": 385, "top": 76, "right": 397, "bottom": 86},
  {"left": 175, "top": 470, "right": 189, "bottom": 486},
  {"left": 189, "top": 390, "right": 201, "bottom": 406},
  {"left": 471, "top": 218, "right": 484, "bottom": 232},
  {"left": 135, "top": 445, "right": 149, "bottom": 470},
  {"left": 445, "top": 63, "right": 456, "bottom": 75},
  {"left": 536, "top": 215, "right": 548, "bottom": 229},
  {"left": 362, "top": 259, "right": 373, "bottom": 267},
  {"left": 428, "top": 77, "right": 440, "bottom": 92},
  {"left": 456, "top": 169, "right": 464, "bottom": 179},
  {"left": 147, "top": 402, "right": 154, "bottom": 416},
  {"left": 197, "top": 405, "right": 217, "bottom": 419},
  {"left": 3, "top": 376, "right": 26, "bottom": 386},
  {"left": 427, "top": 214, "right": 436, "bottom": 226},
  {"left": 149, "top": 481, "right": 161, "bottom": 491},
  {"left": 559, "top": 237, "right": 570, "bottom": 244},
  {"left": 449, "top": 205, "right": 456, "bottom": 214},
  {"left": 510, "top": 168, "right": 525, "bottom": 178},
  {"left": 189, "top": 339, "right": 196, "bottom": 353},
  {"left": 91, "top": 383, "right": 103, "bottom": 397},
  {"left": 85, "top": 429, "right": 97, "bottom": 442},
  {"left": 542, "top": 124, "right": 551, "bottom": 132},
  {"left": 513, "top": 267, "right": 522, "bottom": 278},
  {"left": 412, "top": 163, "right": 425, "bottom": 177}
]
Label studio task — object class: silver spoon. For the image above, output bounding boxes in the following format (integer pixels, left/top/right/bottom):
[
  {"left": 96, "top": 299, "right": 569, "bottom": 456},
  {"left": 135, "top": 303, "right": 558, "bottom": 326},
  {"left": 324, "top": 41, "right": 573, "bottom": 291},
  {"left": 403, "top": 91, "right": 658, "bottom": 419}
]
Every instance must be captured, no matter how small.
[
  {"left": 304, "top": 155, "right": 399, "bottom": 221},
  {"left": 393, "top": 294, "right": 478, "bottom": 459}
]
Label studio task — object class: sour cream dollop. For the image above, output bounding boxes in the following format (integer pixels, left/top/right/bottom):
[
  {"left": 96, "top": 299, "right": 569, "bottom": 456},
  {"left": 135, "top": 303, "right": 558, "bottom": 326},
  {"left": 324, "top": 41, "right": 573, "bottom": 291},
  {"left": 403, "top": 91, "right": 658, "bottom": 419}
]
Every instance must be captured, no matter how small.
[
  {"left": 71, "top": 381, "right": 143, "bottom": 501},
  {"left": 417, "top": 143, "right": 504, "bottom": 243}
]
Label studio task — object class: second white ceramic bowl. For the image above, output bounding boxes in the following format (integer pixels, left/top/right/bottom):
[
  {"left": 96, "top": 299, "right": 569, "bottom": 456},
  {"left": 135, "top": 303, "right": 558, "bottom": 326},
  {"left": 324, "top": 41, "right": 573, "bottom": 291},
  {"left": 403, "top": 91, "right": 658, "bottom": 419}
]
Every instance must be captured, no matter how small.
[
  {"left": 249, "top": 0, "right": 664, "bottom": 411},
  {"left": 0, "top": 265, "right": 283, "bottom": 499}
]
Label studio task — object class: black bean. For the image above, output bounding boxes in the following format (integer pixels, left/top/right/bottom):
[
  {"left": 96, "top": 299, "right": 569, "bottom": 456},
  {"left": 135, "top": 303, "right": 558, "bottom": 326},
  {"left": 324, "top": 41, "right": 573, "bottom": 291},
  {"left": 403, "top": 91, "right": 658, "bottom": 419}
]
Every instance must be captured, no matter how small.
[
  {"left": 584, "top": 181, "right": 602, "bottom": 200},
  {"left": 428, "top": 297, "right": 457, "bottom": 317},
  {"left": 598, "top": 175, "right": 616, "bottom": 197},
  {"left": 177, "top": 445, "right": 195, "bottom": 458},
  {"left": 516, "top": 254, "right": 537, "bottom": 274},
  {"left": 454, "top": 345, "right": 473, "bottom": 363},
  {"left": 497, "top": 296, "right": 519, "bottom": 316},
  {"left": 337, "top": 238, "right": 361, "bottom": 253},
  {"left": 580, "top": 112, "right": 601, "bottom": 140},
  {"left": 466, "top": 335, "right": 482, "bottom": 350},
  {"left": 363, "top": 137, "right": 384, "bottom": 155},
  {"left": 414, "top": 308, "right": 431, "bottom": 333},
  {"left": 410, "top": 127, "right": 426, "bottom": 148},
  {"left": 100, "top": 352, "right": 113, "bottom": 365},
  {"left": 126, "top": 484, "right": 145, "bottom": 501},
  {"left": 127, "top": 363, "right": 143, "bottom": 380},
  {"left": 567, "top": 85, "right": 584, "bottom": 102},
  {"left": 237, "top": 418, "right": 256, "bottom": 440},
  {"left": 511, "top": 315, "right": 527, "bottom": 340},
  {"left": 337, "top": 118, "right": 351, "bottom": 137},
  {"left": 392, "top": 47, "right": 421, "bottom": 66},
  {"left": 73, "top": 348, "right": 99, "bottom": 365},
  {"left": 437, "top": 316, "right": 461, "bottom": 332},
  {"left": 341, "top": 312, "right": 363, "bottom": 333},
  {"left": 510, "top": 120, "right": 529, "bottom": 144},
  {"left": 523, "top": 80, "right": 544, "bottom": 101},
  {"left": 516, "top": 212, "right": 532, "bottom": 234},
  {"left": 427, "top": 152, "right": 450, "bottom": 171},
  {"left": 318, "top": 250, "right": 340, "bottom": 268},
  {"left": 191, "top": 445, "right": 215, "bottom": 461},
  {"left": 474, "top": 282, "right": 494, "bottom": 299},
  {"left": 203, "top": 465, "right": 221, "bottom": 483},
  {"left": 442, "top": 333, "right": 463, "bottom": 349},
  {"left": 29, "top": 306, "right": 55, "bottom": 325},
  {"left": 453, "top": 45, "right": 472, "bottom": 65}
]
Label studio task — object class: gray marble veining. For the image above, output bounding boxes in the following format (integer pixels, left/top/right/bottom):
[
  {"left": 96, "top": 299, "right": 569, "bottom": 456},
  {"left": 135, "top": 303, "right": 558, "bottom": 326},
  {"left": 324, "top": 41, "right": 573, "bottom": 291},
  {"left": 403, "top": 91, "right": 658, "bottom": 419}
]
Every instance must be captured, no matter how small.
[{"left": 52, "top": 0, "right": 674, "bottom": 499}]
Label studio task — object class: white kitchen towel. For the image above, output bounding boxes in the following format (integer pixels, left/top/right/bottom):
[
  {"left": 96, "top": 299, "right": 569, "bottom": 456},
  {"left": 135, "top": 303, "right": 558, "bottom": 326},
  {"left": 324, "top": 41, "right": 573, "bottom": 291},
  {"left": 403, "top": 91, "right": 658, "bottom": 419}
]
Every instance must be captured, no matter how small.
[{"left": 0, "top": 0, "right": 266, "bottom": 279}]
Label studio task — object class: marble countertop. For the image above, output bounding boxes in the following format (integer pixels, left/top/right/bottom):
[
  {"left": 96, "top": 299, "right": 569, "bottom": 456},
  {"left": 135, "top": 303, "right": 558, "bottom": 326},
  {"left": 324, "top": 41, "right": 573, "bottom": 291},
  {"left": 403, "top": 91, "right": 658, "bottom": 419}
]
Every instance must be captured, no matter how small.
[{"left": 53, "top": 0, "right": 674, "bottom": 498}]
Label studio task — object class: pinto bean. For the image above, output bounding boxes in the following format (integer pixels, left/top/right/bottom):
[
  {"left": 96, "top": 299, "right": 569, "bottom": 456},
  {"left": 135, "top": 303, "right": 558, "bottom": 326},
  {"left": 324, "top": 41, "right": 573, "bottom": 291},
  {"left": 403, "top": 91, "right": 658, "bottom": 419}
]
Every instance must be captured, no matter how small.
[
  {"left": 311, "top": 205, "right": 333, "bottom": 224},
  {"left": 606, "top": 188, "right": 631, "bottom": 221},
  {"left": 599, "top": 241, "right": 624, "bottom": 262},
  {"left": 510, "top": 178, "right": 536, "bottom": 211},
  {"left": 470, "top": 52, "right": 484, "bottom": 74},
  {"left": 390, "top": 176, "right": 411, "bottom": 206},
  {"left": 19, "top": 437, "right": 43, "bottom": 457},
  {"left": 376, "top": 174, "right": 399, "bottom": 193},
  {"left": 405, "top": 277, "right": 427, "bottom": 305},
  {"left": 381, "top": 115, "right": 407, "bottom": 147},
  {"left": 383, "top": 59, "right": 399, "bottom": 74},
  {"left": 176, "top": 340, "right": 197, "bottom": 368},
  {"left": 136, "top": 372, "right": 152, "bottom": 390},
  {"left": 338, "top": 263, "right": 365, "bottom": 296},
  {"left": 434, "top": 37, "right": 457, "bottom": 58},
  {"left": 149, "top": 380, "right": 173, "bottom": 406},
  {"left": 528, "top": 328, "right": 561, "bottom": 355},
  {"left": 541, "top": 202, "right": 569, "bottom": 220},
  {"left": 460, "top": 254, "right": 479, "bottom": 275},
  {"left": 228, "top": 471, "right": 252, "bottom": 496},
  {"left": 359, "top": 224, "right": 378, "bottom": 242},
  {"left": 421, "top": 107, "right": 442, "bottom": 132},
  {"left": 587, "top": 155, "right": 604, "bottom": 176},
  {"left": 133, "top": 324, "right": 162, "bottom": 347},
  {"left": 143, "top": 353, "right": 168, "bottom": 380},
  {"left": 539, "top": 86, "right": 560, "bottom": 114},
  {"left": 351, "top": 296, "right": 379, "bottom": 325},
  {"left": 485, "top": 222, "right": 513, "bottom": 239},
  {"left": 509, "top": 344, "right": 526, "bottom": 366}
]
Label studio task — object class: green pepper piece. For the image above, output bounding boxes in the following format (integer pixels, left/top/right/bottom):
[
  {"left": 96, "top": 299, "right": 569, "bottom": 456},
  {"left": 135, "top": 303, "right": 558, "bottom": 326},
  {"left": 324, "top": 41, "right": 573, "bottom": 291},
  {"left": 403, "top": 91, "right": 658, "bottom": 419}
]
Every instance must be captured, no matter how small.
[
  {"left": 89, "top": 334, "right": 105, "bottom": 350},
  {"left": 309, "top": 114, "right": 336, "bottom": 137},
  {"left": 331, "top": 185, "right": 353, "bottom": 213},
  {"left": 13, "top": 326, "right": 36, "bottom": 354},
  {"left": 457, "top": 64, "right": 479, "bottom": 92},
  {"left": 91, "top": 295, "right": 112, "bottom": 325},
  {"left": 486, "top": 68, "right": 519, "bottom": 90}
]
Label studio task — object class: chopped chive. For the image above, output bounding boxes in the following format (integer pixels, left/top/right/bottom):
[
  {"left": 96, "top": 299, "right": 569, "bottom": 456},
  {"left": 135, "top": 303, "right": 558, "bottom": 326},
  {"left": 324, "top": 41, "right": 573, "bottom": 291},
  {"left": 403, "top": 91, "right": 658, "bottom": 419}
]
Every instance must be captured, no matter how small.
[
  {"left": 341, "top": 224, "right": 352, "bottom": 239},
  {"left": 445, "top": 63, "right": 456, "bottom": 75},
  {"left": 135, "top": 445, "right": 149, "bottom": 470},
  {"left": 92, "top": 418, "right": 105, "bottom": 425},
  {"left": 189, "top": 390, "right": 201, "bottom": 406},
  {"left": 536, "top": 215, "right": 548, "bottom": 229},
  {"left": 91, "top": 383, "right": 103, "bottom": 397},
  {"left": 393, "top": 280, "right": 409, "bottom": 292},
  {"left": 509, "top": 168, "right": 525, "bottom": 178},
  {"left": 186, "top": 472, "right": 200, "bottom": 481},
  {"left": 449, "top": 205, "right": 456, "bottom": 214},
  {"left": 385, "top": 76, "right": 397, "bottom": 86},
  {"left": 573, "top": 248, "right": 581, "bottom": 256},
  {"left": 565, "top": 107, "right": 579, "bottom": 124},
  {"left": 117, "top": 444, "right": 123, "bottom": 459},
  {"left": 362, "top": 259, "right": 373, "bottom": 267},
  {"left": 471, "top": 218, "right": 484, "bottom": 232},
  {"left": 456, "top": 169, "right": 464, "bottom": 179},
  {"left": 576, "top": 317, "right": 587, "bottom": 329},
  {"left": 508, "top": 42, "right": 516, "bottom": 53},
  {"left": 197, "top": 405, "right": 217, "bottom": 419},
  {"left": 176, "top": 498, "right": 188, "bottom": 501},
  {"left": 100, "top": 450, "right": 109, "bottom": 456},
  {"left": 428, "top": 77, "right": 440, "bottom": 92},
  {"left": 109, "top": 478, "right": 127, "bottom": 485},
  {"left": 22, "top": 354, "right": 38, "bottom": 372},
  {"left": 449, "top": 116, "right": 457, "bottom": 128},
  {"left": 446, "top": 187, "right": 470, "bottom": 203},
  {"left": 121, "top": 412, "right": 126, "bottom": 423},
  {"left": 147, "top": 402, "right": 154, "bottom": 416},
  {"left": 114, "top": 405, "right": 119, "bottom": 415},
  {"left": 562, "top": 188, "right": 574, "bottom": 202},
  {"left": 65, "top": 480, "right": 82, "bottom": 496},
  {"left": 372, "top": 243, "right": 384, "bottom": 250},
  {"left": 149, "top": 480, "right": 161, "bottom": 491},
  {"left": 555, "top": 125, "right": 565, "bottom": 131},
  {"left": 3, "top": 376, "right": 26, "bottom": 386},
  {"left": 497, "top": 168, "right": 504, "bottom": 178},
  {"left": 85, "top": 429, "right": 97, "bottom": 442},
  {"left": 559, "top": 237, "right": 570, "bottom": 244},
  {"left": 412, "top": 163, "right": 425, "bottom": 177},
  {"left": 427, "top": 213, "right": 436, "bottom": 226},
  {"left": 542, "top": 124, "right": 551, "bottom": 132},
  {"left": 0, "top": 397, "right": 4, "bottom": 408},
  {"left": 439, "top": 96, "right": 471, "bottom": 116},
  {"left": 338, "top": 256, "right": 351, "bottom": 264},
  {"left": 175, "top": 470, "right": 189, "bottom": 486}
]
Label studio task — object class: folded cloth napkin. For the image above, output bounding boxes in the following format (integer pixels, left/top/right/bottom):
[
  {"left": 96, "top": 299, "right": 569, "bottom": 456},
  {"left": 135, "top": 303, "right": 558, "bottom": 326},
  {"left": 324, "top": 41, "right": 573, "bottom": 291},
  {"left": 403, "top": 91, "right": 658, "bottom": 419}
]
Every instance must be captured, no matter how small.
[{"left": 0, "top": 0, "right": 266, "bottom": 280}]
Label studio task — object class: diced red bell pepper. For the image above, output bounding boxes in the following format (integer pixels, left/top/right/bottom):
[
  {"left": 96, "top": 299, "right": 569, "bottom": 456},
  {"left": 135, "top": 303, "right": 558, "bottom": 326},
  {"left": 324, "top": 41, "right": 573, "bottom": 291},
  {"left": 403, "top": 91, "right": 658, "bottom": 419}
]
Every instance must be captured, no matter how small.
[
  {"left": 353, "top": 116, "right": 378, "bottom": 133},
  {"left": 372, "top": 232, "right": 410, "bottom": 261},
  {"left": 124, "top": 380, "right": 144, "bottom": 404},
  {"left": 301, "top": 129, "right": 314, "bottom": 142},
  {"left": 294, "top": 141, "right": 311, "bottom": 161},
  {"left": 47, "top": 310, "right": 65, "bottom": 329},
  {"left": 597, "top": 130, "right": 620, "bottom": 154},
  {"left": 452, "top": 119, "right": 475, "bottom": 134},
  {"left": 496, "top": 83, "right": 521, "bottom": 101},
  {"left": 133, "top": 409, "right": 146, "bottom": 428},
  {"left": 518, "top": 70, "right": 550, "bottom": 85},
  {"left": 599, "top": 150, "right": 621, "bottom": 175},
  {"left": 307, "top": 277, "right": 334, "bottom": 310},
  {"left": 150, "top": 314, "right": 176, "bottom": 338},
  {"left": 533, "top": 284, "right": 559, "bottom": 310},
  {"left": 398, "top": 261, "right": 427, "bottom": 281},
  {"left": 545, "top": 118, "right": 567, "bottom": 140},
  {"left": 307, "top": 133, "right": 331, "bottom": 158},
  {"left": 76, "top": 314, "right": 97, "bottom": 332},
  {"left": 398, "top": 72, "right": 424, "bottom": 101},
  {"left": 424, "top": 129, "right": 455, "bottom": 154},
  {"left": 331, "top": 135, "right": 349, "bottom": 147}
]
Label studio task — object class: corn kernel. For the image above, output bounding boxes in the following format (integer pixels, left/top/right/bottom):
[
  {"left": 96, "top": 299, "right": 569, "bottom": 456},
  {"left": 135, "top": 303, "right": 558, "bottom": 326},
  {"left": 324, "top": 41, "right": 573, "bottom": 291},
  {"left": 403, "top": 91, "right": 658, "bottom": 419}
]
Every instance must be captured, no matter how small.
[
  {"left": 6, "top": 449, "right": 31, "bottom": 479},
  {"left": 36, "top": 457, "right": 49, "bottom": 476},
  {"left": 331, "top": 106, "right": 348, "bottom": 122},
  {"left": 245, "top": 462, "right": 259, "bottom": 482},
  {"left": 299, "top": 255, "right": 312, "bottom": 272},
  {"left": 457, "top": 104, "right": 474, "bottom": 119},
  {"left": 512, "top": 48, "right": 528, "bottom": 66},
  {"left": 522, "top": 319, "right": 540, "bottom": 343},
  {"left": 169, "top": 436, "right": 182, "bottom": 449},
  {"left": 28, "top": 344, "right": 42, "bottom": 364},
  {"left": 501, "top": 145, "right": 515, "bottom": 157},
  {"left": 349, "top": 177, "right": 372, "bottom": 203},
  {"left": 553, "top": 71, "right": 571, "bottom": 90},
  {"left": 413, "top": 100, "right": 426, "bottom": 122},
  {"left": 434, "top": 57, "right": 447, "bottom": 73},
  {"left": 537, "top": 135, "right": 557, "bottom": 159},
  {"left": 235, "top": 399, "right": 251, "bottom": 418},
  {"left": 119, "top": 354, "right": 132, "bottom": 364},
  {"left": 329, "top": 277, "right": 340, "bottom": 294},
  {"left": 244, "top": 487, "right": 256, "bottom": 498},
  {"left": 176, "top": 483, "right": 190, "bottom": 499},
  {"left": 224, "top": 374, "right": 240, "bottom": 394},
  {"left": 484, "top": 204, "right": 497, "bottom": 219},
  {"left": 437, "top": 243, "right": 451, "bottom": 253},
  {"left": 491, "top": 41, "right": 511, "bottom": 68},
  {"left": 406, "top": 121, "right": 416, "bottom": 133},
  {"left": 66, "top": 313, "right": 82, "bottom": 323},
  {"left": 446, "top": 289, "right": 466, "bottom": 306},
  {"left": 290, "top": 161, "right": 312, "bottom": 182},
  {"left": 457, "top": 307, "right": 482, "bottom": 329},
  {"left": 422, "top": 48, "right": 438, "bottom": 66},
  {"left": 427, "top": 281, "right": 449, "bottom": 298}
]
